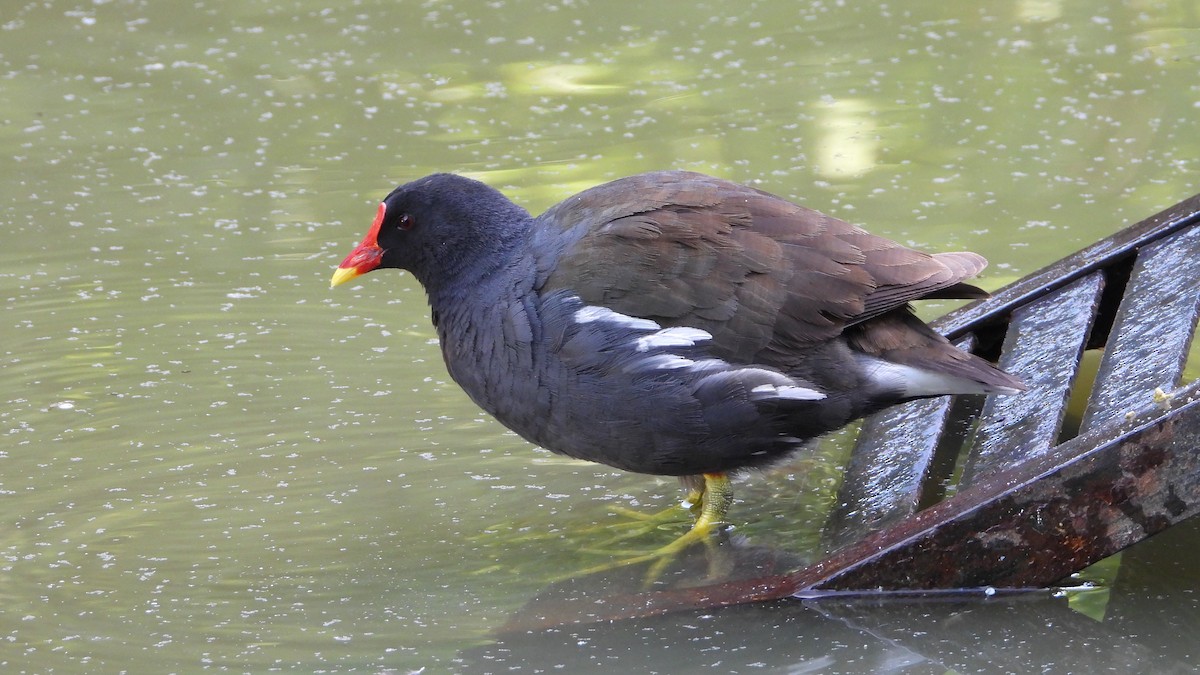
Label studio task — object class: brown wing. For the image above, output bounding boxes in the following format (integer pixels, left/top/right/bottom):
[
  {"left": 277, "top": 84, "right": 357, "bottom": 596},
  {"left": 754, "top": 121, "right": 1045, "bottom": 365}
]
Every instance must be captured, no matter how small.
[{"left": 539, "top": 171, "right": 988, "bottom": 364}]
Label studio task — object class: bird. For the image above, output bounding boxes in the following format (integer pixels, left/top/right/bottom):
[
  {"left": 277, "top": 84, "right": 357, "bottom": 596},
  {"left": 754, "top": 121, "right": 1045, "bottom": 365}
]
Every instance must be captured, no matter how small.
[{"left": 330, "top": 170, "right": 1024, "bottom": 564}]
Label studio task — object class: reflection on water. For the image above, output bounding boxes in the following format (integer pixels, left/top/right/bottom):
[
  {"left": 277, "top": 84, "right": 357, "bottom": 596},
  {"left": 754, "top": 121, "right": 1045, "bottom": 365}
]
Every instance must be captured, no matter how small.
[
  {"left": 467, "top": 577, "right": 1197, "bottom": 673},
  {"left": 2, "top": 0, "right": 1198, "bottom": 671}
]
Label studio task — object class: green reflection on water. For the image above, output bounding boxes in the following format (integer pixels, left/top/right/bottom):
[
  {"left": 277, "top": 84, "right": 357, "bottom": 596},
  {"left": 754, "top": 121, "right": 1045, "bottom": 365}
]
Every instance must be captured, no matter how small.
[{"left": 2, "top": 0, "right": 1199, "bottom": 671}]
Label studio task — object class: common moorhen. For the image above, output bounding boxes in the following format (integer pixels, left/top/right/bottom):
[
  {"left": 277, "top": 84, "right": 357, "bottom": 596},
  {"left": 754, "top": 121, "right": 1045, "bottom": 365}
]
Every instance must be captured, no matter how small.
[{"left": 331, "top": 171, "right": 1024, "bottom": 558}]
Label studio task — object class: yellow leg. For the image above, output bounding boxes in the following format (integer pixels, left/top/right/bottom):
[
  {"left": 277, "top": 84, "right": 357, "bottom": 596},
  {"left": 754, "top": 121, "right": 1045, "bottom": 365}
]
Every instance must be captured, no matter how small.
[
  {"left": 569, "top": 472, "right": 734, "bottom": 581},
  {"left": 693, "top": 472, "right": 733, "bottom": 532}
]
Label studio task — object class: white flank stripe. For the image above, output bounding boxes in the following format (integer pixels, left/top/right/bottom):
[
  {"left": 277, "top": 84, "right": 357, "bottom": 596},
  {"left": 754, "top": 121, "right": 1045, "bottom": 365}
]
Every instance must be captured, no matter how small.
[
  {"left": 573, "top": 305, "right": 660, "bottom": 331},
  {"left": 750, "top": 383, "right": 826, "bottom": 401},
  {"left": 634, "top": 326, "right": 712, "bottom": 352},
  {"left": 686, "top": 359, "right": 732, "bottom": 374},
  {"left": 776, "top": 385, "right": 826, "bottom": 400}
]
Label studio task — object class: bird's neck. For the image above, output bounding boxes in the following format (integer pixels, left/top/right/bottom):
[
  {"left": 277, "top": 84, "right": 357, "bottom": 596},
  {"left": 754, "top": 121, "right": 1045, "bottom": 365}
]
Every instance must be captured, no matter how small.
[
  {"left": 427, "top": 262, "right": 540, "bottom": 420},
  {"left": 419, "top": 208, "right": 535, "bottom": 299},
  {"left": 419, "top": 209, "right": 546, "bottom": 413},
  {"left": 424, "top": 235, "right": 530, "bottom": 317},
  {"left": 427, "top": 258, "right": 524, "bottom": 330}
]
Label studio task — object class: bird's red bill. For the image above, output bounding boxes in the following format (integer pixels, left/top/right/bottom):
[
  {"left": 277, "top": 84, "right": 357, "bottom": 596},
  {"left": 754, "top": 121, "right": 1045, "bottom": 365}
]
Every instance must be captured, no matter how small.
[{"left": 330, "top": 202, "right": 387, "bottom": 287}]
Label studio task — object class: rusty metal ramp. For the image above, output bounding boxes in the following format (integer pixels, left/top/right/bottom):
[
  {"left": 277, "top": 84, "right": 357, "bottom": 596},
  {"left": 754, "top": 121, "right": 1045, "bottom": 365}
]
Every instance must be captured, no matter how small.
[
  {"left": 494, "top": 193, "right": 1200, "bottom": 631},
  {"left": 813, "top": 191, "right": 1200, "bottom": 591}
]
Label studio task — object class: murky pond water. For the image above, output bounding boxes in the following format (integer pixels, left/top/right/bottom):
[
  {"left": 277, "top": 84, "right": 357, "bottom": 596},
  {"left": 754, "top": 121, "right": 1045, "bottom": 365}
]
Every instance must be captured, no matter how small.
[{"left": 3, "top": 0, "right": 1199, "bottom": 671}]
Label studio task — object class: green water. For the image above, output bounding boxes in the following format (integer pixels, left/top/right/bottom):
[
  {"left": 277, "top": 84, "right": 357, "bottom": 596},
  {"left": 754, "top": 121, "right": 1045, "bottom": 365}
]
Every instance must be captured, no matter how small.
[{"left": 2, "top": 0, "right": 1198, "bottom": 671}]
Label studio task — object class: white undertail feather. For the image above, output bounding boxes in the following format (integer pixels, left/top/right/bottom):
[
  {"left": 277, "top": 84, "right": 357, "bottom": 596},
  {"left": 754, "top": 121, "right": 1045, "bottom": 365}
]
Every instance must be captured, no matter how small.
[{"left": 859, "top": 355, "right": 1022, "bottom": 397}]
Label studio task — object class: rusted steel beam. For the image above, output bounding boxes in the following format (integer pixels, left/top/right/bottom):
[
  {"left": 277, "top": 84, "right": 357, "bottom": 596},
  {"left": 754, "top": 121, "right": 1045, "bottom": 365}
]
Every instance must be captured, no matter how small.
[{"left": 799, "top": 384, "right": 1200, "bottom": 591}]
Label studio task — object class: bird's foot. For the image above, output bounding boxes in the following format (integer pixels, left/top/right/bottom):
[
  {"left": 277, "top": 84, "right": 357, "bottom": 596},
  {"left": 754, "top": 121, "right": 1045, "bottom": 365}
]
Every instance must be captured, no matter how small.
[
  {"left": 558, "top": 473, "right": 736, "bottom": 585},
  {"left": 566, "top": 508, "right": 731, "bottom": 583},
  {"left": 572, "top": 487, "right": 704, "bottom": 546},
  {"left": 465, "top": 487, "right": 702, "bottom": 571}
]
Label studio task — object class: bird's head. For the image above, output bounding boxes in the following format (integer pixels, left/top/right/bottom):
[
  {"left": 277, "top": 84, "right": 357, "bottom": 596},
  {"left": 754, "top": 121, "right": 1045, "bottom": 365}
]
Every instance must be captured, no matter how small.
[{"left": 330, "top": 173, "right": 530, "bottom": 291}]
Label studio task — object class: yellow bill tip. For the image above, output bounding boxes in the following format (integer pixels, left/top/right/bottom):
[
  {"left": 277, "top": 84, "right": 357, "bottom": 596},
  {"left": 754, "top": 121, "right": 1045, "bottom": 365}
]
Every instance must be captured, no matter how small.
[{"left": 330, "top": 266, "right": 361, "bottom": 288}]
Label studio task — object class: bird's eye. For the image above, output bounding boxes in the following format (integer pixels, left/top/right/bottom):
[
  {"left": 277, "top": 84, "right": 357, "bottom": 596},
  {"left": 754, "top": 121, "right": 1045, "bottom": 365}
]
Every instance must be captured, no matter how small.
[{"left": 397, "top": 213, "right": 415, "bottom": 231}]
